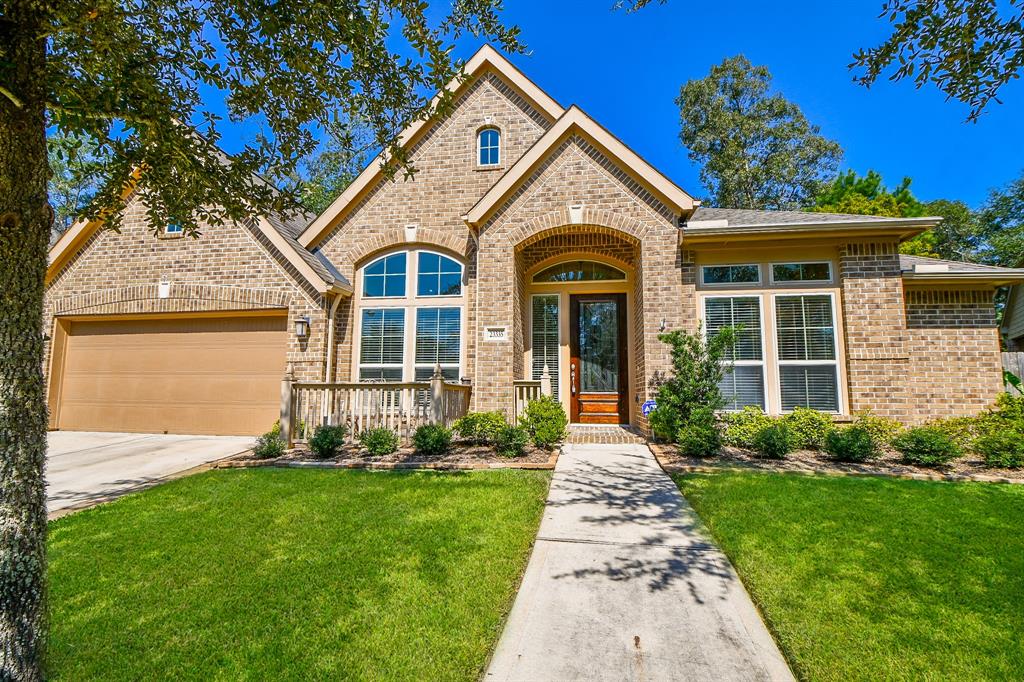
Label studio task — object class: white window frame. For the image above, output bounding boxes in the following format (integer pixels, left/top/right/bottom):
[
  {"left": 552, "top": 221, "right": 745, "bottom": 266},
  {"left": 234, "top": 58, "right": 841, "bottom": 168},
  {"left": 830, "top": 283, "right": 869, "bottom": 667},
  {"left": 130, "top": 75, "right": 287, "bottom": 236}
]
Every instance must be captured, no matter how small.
[
  {"left": 413, "top": 306, "right": 463, "bottom": 381},
  {"left": 357, "top": 307, "right": 407, "bottom": 382},
  {"left": 700, "top": 263, "right": 762, "bottom": 287},
  {"left": 769, "top": 261, "right": 834, "bottom": 285},
  {"left": 700, "top": 294, "right": 768, "bottom": 412},
  {"left": 354, "top": 247, "right": 467, "bottom": 384},
  {"left": 770, "top": 291, "right": 844, "bottom": 414},
  {"left": 477, "top": 127, "right": 501, "bottom": 167},
  {"left": 415, "top": 250, "right": 464, "bottom": 298},
  {"left": 164, "top": 222, "right": 183, "bottom": 235},
  {"left": 530, "top": 292, "right": 562, "bottom": 385},
  {"left": 361, "top": 252, "right": 409, "bottom": 300},
  {"left": 531, "top": 259, "right": 627, "bottom": 284}
]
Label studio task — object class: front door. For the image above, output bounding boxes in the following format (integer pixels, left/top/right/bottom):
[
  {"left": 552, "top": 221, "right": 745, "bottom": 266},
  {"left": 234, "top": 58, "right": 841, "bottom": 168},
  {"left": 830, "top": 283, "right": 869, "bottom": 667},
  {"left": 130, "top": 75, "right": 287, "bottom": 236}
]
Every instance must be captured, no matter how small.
[{"left": 569, "top": 294, "right": 628, "bottom": 424}]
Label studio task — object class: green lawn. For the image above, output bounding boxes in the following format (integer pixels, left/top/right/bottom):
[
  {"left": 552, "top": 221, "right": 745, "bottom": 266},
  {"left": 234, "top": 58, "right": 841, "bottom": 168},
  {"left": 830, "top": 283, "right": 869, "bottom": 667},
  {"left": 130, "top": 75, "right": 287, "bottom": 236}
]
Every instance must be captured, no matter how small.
[
  {"left": 48, "top": 468, "right": 550, "bottom": 681},
  {"left": 675, "top": 472, "right": 1024, "bottom": 681}
]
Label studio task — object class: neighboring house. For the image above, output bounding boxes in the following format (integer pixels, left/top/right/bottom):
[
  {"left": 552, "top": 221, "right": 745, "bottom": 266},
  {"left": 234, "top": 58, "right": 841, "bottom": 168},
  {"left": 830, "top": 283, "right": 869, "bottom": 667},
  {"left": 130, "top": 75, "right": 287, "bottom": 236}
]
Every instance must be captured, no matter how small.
[
  {"left": 1003, "top": 286, "right": 1024, "bottom": 351},
  {"left": 43, "top": 45, "right": 1024, "bottom": 436}
]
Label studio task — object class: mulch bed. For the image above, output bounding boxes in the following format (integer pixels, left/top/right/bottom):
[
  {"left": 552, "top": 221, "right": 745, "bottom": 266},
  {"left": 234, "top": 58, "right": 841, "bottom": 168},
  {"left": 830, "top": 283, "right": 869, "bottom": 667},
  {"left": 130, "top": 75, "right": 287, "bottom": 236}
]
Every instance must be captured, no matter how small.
[
  {"left": 217, "top": 441, "right": 558, "bottom": 470},
  {"left": 650, "top": 443, "right": 1024, "bottom": 484}
]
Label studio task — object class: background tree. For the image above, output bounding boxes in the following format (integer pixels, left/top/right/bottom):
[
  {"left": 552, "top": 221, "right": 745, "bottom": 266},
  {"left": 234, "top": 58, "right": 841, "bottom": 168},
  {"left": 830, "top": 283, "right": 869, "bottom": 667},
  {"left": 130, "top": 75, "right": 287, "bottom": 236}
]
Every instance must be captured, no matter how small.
[
  {"left": 296, "top": 119, "right": 375, "bottom": 215},
  {"left": 977, "top": 170, "right": 1024, "bottom": 267},
  {"left": 677, "top": 55, "right": 843, "bottom": 210},
  {"left": 852, "top": 0, "right": 1024, "bottom": 121},
  {"left": 0, "top": 2, "right": 520, "bottom": 678},
  {"left": 47, "top": 130, "right": 106, "bottom": 239}
]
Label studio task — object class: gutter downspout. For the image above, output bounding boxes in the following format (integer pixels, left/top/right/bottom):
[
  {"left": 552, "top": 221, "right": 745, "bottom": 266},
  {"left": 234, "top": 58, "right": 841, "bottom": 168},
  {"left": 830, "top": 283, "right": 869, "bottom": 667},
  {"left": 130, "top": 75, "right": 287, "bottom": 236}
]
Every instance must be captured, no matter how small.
[{"left": 324, "top": 292, "right": 345, "bottom": 382}]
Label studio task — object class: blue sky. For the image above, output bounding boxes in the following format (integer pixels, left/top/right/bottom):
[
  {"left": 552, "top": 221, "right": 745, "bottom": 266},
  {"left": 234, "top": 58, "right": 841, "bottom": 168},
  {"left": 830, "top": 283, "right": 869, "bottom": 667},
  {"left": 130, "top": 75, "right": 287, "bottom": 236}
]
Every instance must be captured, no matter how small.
[
  {"left": 214, "top": 1, "right": 1022, "bottom": 208},
  {"left": 453, "top": 0, "right": 1023, "bottom": 208}
]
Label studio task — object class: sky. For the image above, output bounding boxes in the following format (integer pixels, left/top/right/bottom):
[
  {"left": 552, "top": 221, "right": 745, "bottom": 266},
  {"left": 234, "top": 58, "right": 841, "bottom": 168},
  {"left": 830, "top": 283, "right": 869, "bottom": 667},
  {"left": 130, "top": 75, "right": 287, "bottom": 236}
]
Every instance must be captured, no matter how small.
[{"left": 215, "top": 0, "right": 1023, "bottom": 209}]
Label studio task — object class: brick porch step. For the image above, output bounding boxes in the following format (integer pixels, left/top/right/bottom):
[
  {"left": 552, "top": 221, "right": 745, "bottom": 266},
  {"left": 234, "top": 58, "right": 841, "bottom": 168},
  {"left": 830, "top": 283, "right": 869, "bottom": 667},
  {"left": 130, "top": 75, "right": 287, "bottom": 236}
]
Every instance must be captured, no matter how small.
[{"left": 565, "top": 424, "right": 647, "bottom": 445}]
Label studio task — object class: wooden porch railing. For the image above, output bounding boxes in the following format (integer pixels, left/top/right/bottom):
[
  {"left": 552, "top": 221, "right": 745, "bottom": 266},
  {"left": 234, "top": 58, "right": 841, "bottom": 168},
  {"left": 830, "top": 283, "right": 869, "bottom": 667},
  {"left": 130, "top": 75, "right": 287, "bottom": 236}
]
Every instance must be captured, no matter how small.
[
  {"left": 512, "top": 364, "right": 553, "bottom": 419},
  {"left": 280, "top": 365, "right": 472, "bottom": 446}
]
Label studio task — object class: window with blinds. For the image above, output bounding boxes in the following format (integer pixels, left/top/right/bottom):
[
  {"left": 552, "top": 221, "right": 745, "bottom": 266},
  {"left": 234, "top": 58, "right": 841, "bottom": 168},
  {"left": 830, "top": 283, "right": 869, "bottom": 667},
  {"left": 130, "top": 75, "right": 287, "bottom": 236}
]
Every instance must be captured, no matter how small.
[
  {"left": 775, "top": 294, "right": 839, "bottom": 411},
  {"left": 414, "top": 307, "right": 461, "bottom": 381},
  {"left": 359, "top": 309, "right": 405, "bottom": 381},
  {"left": 704, "top": 296, "right": 765, "bottom": 410},
  {"left": 532, "top": 295, "right": 560, "bottom": 396}
]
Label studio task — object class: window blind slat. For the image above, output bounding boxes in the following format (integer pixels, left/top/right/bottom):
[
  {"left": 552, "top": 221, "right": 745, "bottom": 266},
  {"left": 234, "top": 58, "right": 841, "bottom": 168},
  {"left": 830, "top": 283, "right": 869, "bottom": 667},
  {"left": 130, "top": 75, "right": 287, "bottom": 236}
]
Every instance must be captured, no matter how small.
[{"left": 532, "top": 295, "right": 560, "bottom": 397}]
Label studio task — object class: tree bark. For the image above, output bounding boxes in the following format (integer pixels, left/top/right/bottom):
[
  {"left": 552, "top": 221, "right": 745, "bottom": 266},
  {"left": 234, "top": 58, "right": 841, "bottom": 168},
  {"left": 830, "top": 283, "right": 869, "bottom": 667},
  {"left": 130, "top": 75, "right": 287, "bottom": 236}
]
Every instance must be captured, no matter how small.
[{"left": 0, "top": 2, "right": 51, "bottom": 680}]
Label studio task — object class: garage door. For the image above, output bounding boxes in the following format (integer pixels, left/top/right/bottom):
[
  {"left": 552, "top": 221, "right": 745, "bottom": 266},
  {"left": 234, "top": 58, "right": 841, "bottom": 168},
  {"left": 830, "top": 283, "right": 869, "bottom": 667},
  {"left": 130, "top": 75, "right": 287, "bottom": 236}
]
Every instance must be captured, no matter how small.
[{"left": 54, "top": 314, "right": 289, "bottom": 436}]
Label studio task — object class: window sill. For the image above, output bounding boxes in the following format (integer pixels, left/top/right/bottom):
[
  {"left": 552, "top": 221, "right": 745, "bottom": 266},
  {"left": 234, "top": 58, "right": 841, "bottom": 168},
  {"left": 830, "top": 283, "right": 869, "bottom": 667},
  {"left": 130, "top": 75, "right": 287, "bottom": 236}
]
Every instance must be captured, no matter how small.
[
  {"left": 475, "top": 165, "right": 505, "bottom": 172},
  {"left": 158, "top": 232, "right": 184, "bottom": 240}
]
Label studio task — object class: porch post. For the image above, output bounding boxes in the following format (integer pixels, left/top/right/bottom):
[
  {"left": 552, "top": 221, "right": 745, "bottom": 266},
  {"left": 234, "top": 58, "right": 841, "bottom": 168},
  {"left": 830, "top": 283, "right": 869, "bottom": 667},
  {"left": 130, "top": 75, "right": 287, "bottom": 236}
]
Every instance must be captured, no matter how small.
[
  {"left": 540, "top": 363, "right": 552, "bottom": 397},
  {"left": 430, "top": 364, "right": 445, "bottom": 425},
  {"left": 280, "top": 362, "right": 294, "bottom": 447}
]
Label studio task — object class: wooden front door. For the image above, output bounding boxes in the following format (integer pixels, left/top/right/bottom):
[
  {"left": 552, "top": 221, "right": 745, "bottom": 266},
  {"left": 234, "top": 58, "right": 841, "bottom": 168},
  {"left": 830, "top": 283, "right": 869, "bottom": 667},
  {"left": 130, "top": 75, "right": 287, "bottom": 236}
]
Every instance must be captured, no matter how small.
[{"left": 569, "top": 293, "right": 628, "bottom": 424}]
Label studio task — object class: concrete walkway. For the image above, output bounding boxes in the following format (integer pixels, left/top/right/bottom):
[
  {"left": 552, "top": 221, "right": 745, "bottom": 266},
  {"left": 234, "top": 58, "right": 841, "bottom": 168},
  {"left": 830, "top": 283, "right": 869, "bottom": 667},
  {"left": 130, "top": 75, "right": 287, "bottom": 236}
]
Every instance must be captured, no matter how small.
[{"left": 486, "top": 443, "right": 793, "bottom": 682}]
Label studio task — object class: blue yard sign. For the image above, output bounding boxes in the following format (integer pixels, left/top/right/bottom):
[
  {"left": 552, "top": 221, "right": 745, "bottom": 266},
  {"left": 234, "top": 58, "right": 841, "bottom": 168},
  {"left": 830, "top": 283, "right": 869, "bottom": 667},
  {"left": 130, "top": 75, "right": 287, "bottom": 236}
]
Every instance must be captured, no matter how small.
[{"left": 641, "top": 399, "right": 656, "bottom": 417}]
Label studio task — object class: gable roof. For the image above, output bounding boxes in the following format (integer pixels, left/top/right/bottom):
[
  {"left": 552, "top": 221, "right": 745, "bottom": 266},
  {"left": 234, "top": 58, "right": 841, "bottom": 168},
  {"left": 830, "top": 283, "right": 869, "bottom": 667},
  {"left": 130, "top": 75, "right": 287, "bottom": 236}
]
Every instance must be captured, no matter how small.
[
  {"left": 46, "top": 202, "right": 350, "bottom": 295},
  {"left": 463, "top": 105, "right": 697, "bottom": 227},
  {"left": 298, "top": 45, "right": 566, "bottom": 248}
]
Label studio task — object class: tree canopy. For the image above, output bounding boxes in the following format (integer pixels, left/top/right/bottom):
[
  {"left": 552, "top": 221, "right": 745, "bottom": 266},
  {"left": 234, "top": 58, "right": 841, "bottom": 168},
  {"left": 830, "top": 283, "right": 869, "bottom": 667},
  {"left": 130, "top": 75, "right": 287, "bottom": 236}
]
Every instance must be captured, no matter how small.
[
  {"left": 852, "top": 0, "right": 1024, "bottom": 121},
  {"left": 2, "top": 2, "right": 521, "bottom": 678},
  {"left": 677, "top": 55, "right": 843, "bottom": 210},
  {"left": 46, "top": 130, "right": 106, "bottom": 239}
]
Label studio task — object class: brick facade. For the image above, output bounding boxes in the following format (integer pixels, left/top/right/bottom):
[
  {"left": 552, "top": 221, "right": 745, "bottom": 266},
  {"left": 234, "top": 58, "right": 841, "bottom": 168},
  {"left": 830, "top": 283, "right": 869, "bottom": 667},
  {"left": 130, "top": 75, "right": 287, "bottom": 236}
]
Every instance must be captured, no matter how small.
[{"left": 44, "top": 56, "right": 1012, "bottom": 433}]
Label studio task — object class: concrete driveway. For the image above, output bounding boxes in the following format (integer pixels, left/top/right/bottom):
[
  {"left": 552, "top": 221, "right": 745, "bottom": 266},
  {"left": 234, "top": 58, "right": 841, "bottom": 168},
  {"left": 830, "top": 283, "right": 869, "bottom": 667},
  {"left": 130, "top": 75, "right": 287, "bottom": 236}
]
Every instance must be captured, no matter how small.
[
  {"left": 486, "top": 444, "right": 793, "bottom": 681},
  {"left": 47, "top": 432, "right": 253, "bottom": 516}
]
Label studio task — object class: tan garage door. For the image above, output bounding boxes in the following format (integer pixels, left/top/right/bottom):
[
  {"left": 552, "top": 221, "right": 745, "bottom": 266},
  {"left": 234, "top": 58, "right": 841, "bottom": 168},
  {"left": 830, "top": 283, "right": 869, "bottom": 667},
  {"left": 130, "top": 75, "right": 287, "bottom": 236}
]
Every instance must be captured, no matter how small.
[{"left": 54, "top": 314, "right": 288, "bottom": 436}]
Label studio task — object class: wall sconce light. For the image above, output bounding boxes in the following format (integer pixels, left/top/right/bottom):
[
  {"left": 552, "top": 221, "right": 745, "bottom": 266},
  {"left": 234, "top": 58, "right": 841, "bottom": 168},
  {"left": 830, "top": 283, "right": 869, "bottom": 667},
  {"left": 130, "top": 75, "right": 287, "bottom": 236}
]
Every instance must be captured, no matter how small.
[
  {"left": 294, "top": 316, "right": 311, "bottom": 339},
  {"left": 660, "top": 318, "right": 667, "bottom": 332}
]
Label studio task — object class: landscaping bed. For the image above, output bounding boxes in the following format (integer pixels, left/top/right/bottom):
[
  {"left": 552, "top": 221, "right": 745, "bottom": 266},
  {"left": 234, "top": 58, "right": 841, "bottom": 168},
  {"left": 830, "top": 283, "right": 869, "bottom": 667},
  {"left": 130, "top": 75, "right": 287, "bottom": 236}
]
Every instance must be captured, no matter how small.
[
  {"left": 226, "top": 441, "right": 557, "bottom": 468},
  {"left": 652, "top": 442, "right": 1024, "bottom": 482},
  {"left": 675, "top": 471, "right": 1024, "bottom": 680},
  {"left": 48, "top": 467, "right": 551, "bottom": 680}
]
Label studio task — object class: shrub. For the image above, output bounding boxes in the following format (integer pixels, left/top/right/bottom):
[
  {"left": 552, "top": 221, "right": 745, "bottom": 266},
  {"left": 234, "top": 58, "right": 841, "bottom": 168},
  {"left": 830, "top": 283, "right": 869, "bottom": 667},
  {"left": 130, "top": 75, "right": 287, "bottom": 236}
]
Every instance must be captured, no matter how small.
[
  {"left": 309, "top": 424, "right": 348, "bottom": 459},
  {"left": 252, "top": 431, "right": 285, "bottom": 459},
  {"left": 824, "top": 426, "right": 877, "bottom": 463},
  {"left": 453, "top": 411, "right": 507, "bottom": 445},
  {"left": 520, "top": 395, "right": 568, "bottom": 449},
  {"left": 974, "top": 430, "right": 1024, "bottom": 469},
  {"left": 495, "top": 425, "right": 530, "bottom": 458},
  {"left": 722, "top": 406, "right": 775, "bottom": 448},
  {"left": 358, "top": 427, "right": 399, "bottom": 457},
  {"left": 782, "top": 407, "right": 835, "bottom": 450},
  {"left": 676, "top": 407, "right": 721, "bottom": 458},
  {"left": 852, "top": 412, "right": 904, "bottom": 448},
  {"left": 927, "top": 415, "right": 985, "bottom": 450},
  {"left": 752, "top": 423, "right": 794, "bottom": 459},
  {"left": 893, "top": 427, "right": 961, "bottom": 468},
  {"left": 413, "top": 424, "right": 452, "bottom": 457},
  {"left": 649, "top": 325, "right": 738, "bottom": 442}
]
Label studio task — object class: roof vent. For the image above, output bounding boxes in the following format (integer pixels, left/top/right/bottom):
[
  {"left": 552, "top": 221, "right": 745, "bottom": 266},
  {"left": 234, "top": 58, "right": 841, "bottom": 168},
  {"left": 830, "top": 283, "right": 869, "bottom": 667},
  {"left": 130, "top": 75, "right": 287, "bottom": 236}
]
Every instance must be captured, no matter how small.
[{"left": 914, "top": 262, "right": 950, "bottom": 273}]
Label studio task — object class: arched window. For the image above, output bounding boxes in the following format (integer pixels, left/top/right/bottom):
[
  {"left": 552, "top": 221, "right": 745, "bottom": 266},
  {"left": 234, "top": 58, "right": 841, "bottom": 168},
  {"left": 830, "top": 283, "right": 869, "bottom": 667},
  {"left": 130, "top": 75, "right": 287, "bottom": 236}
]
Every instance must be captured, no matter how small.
[
  {"left": 532, "top": 260, "right": 626, "bottom": 283},
  {"left": 356, "top": 248, "right": 466, "bottom": 383},
  {"left": 363, "top": 252, "right": 407, "bottom": 297},
  {"left": 478, "top": 128, "right": 500, "bottom": 166}
]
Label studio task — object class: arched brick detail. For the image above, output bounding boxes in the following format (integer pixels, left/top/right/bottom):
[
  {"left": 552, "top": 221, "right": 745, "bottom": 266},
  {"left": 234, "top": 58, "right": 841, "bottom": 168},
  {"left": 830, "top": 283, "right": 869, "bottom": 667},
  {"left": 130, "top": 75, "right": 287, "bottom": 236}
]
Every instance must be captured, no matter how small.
[
  {"left": 52, "top": 284, "right": 292, "bottom": 317},
  {"left": 508, "top": 207, "right": 648, "bottom": 250},
  {"left": 343, "top": 227, "right": 473, "bottom": 271}
]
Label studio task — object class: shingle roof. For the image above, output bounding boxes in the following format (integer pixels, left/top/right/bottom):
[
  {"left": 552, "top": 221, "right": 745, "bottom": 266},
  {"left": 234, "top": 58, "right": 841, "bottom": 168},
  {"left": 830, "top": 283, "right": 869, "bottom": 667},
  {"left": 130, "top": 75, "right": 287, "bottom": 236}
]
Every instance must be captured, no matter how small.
[
  {"left": 687, "top": 207, "right": 927, "bottom": 228},
  {"left": 899, "top": 254, "right": 1024, "bottom": 275},
  {"left": 264, "top": 211, "right": 350, "bottom": 289}
]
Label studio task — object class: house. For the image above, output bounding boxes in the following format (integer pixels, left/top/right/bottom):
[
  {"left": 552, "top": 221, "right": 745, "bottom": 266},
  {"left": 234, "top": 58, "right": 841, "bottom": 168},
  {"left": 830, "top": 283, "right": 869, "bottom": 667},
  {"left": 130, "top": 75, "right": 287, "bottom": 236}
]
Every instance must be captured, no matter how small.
[
  {"left": 1003, "top": 286, "right": 1024, "bottom": 351},
  {"left": 43, "top": 45, "right": 1024, "bottom": 437}
]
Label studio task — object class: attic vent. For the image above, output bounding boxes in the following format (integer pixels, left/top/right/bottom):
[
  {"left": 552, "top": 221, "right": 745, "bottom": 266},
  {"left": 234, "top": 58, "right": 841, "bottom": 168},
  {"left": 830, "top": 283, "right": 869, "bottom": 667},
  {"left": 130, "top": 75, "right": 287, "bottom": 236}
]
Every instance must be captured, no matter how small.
[
  {"left": 404, "top": 224, "right": 418, "bottom": 242},
  {"left": 914, "top": 263, "right": 950, "bottom": 273},
  {"left": 568, "top": 203, "right": 584, "bottom": 225}
]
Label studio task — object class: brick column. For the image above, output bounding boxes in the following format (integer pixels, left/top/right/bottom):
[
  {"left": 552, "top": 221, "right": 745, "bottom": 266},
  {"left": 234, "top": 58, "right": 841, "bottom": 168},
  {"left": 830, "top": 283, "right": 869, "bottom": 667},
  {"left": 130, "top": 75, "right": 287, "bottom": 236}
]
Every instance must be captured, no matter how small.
[{"left": 838, "top": 242, "right": 909, "bottom": 420}]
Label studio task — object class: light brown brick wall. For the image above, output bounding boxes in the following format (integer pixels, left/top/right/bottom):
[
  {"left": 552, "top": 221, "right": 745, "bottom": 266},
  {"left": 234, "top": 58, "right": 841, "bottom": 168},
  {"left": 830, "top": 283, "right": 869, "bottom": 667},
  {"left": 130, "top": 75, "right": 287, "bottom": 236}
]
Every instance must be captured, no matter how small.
[
  {"left": 314, "top": 71, "right": 552, "bottom": 392},
  {"left": 905, "top": 288, "right": 1003, "bottom": 422},
  {"left": 44, "top": 197, "right": 326, "bottom": 384},
  {"left": 476, "top": 134, "right": 685, "bottom": 422},
  {"left": 839, "top": 241, "right": 910, "bottom": 420}
]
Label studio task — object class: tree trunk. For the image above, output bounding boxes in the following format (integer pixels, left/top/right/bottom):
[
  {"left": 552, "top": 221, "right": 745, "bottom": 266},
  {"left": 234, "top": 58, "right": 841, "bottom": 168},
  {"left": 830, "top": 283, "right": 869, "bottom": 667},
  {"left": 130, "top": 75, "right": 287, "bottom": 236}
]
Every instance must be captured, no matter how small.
[{"left": 0, "top": 3, "right": 51, "bottom": 680}]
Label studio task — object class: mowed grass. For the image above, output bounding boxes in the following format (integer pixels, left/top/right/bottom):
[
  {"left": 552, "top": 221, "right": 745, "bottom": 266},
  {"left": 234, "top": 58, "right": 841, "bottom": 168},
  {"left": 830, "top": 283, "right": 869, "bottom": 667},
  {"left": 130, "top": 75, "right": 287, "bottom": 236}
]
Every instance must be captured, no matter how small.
[
  {"left": 675, "top": 472, "right": 1024, "bottom": 681},
  {"left": 48, "top": 468, "right": 550, "bottom": 681}
]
